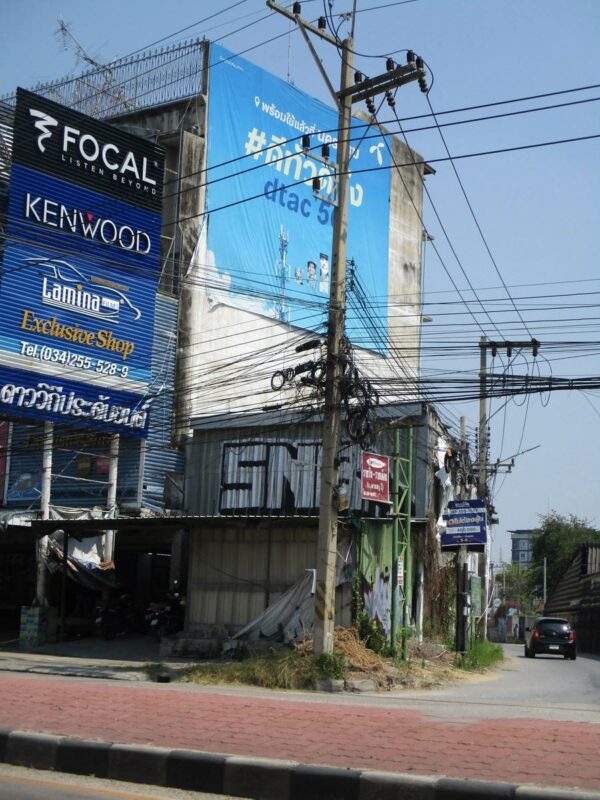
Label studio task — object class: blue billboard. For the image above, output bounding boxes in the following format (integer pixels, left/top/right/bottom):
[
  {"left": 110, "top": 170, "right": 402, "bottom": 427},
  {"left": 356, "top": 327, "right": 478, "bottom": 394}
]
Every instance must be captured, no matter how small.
[
  {"left": 206, "top": 45, "right": 391, "bottom": 352},
  {"left": 0, "top": 89, "right": 164, "bottom": 436}
]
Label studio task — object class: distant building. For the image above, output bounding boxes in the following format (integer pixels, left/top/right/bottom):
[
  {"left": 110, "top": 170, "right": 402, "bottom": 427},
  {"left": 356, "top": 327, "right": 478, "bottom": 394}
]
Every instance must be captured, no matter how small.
[{"left": 510, "top": 529, "right": 535, "bottom": 566}]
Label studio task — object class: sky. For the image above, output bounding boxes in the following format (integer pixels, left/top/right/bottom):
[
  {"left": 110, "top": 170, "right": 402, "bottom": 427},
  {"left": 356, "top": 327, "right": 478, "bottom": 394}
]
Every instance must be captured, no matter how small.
[{"left": 1, "top": 1, "right": 599, "bottom": 562}]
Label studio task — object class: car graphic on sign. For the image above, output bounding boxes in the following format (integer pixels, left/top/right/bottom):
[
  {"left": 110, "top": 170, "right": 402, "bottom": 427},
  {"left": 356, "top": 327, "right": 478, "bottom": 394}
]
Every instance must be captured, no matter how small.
[{"left": 25, "top": 256, "right": 141, "bottom": 323}]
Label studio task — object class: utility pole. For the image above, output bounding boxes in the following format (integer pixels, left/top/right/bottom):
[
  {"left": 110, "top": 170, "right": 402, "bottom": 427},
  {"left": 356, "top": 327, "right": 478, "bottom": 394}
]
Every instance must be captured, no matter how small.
[
  {"left": 456, "top": 416, "right": 468, "bottom": 654},
  {"left": 268, "top": 0, "right": 424, "bottom": 654},
  {"left": 477, "top": 337, "right": 540, "bottom": 638},
  {"left": 36, "top": 421, "right": 53, "bottom": 607},
  {"left": 478, "top": 337, "right": 488, "bottom": 639}
]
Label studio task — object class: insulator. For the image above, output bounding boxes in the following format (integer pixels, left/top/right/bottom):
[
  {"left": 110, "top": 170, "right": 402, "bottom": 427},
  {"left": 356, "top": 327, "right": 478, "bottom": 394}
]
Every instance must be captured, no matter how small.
[
  {"left": 507, "top": 345, "right": 513, "bottom": 358},
  {"left": 406, "top": 49, "right": 415, "bottom": 64},
  {"left": 293, "top": 2, "right": 301, "bottom": 14},
  {"left": 321, "top": 143, "right": 330, "bottom": 160},
  {"left": 532, "top": 338, "right": 539, "bottom": 357},
  {"left": 301, "top": 134, "right": 310, "bottom": 152},
  {"left": 415, "top": 55, "right": 424, "bottom": 69},
  {"left": 491, "top": 345, "right": 497, "bottom": 358},
  {"left": 318, "top": 16, "right": 326, "bottom": 29},
  {"left": 312, "top": 176, "right": 321, "bottom": 193},
  {"left": 366, "top": 96, "right": 376, "bottom": 114},
  {"left": 354, "top": 70, "right": 363, "bottom": 83},
  {"left": 385, "top": 90, "right": 395, "bottom": 108},
  {"left": 386, "top": 57, "right": 395, "bottom": 71}
]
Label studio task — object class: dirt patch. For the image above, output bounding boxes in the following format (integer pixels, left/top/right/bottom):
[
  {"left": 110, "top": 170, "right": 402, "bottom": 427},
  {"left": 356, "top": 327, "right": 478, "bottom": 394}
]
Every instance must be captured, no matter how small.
[{"left": 302, "top": 627, "right": 479, "bottom": 691}]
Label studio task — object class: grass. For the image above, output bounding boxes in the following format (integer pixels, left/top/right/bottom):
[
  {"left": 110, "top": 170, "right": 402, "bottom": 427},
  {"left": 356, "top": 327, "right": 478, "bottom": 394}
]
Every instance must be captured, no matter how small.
[
  {"left": 181, "top": 648, "right": 347, "bottom": 690},
  {"left": 454, "top": 639, "right": 504, "bottom": 671}
]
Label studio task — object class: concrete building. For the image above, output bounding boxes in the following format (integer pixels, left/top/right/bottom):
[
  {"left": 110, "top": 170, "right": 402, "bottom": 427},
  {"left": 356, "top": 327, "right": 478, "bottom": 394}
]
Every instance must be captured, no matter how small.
[
  {"left": 0, "top": 38, "right": 457, "bottom": 649},
  {"left": 510, "top": 529, "right": 535, "bottom": 567}
]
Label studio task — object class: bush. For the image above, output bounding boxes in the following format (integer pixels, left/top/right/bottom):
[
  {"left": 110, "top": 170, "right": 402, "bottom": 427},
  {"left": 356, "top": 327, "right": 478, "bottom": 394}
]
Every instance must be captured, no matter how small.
[
  {"left": 315, "top": 650, "right": 347, "bottom": 680},
  {"left": 455, "top": 639, "right": 504, "bottom": 671},
  {"left": 356, "top": 612, "right": 389, "bottom": 655}
]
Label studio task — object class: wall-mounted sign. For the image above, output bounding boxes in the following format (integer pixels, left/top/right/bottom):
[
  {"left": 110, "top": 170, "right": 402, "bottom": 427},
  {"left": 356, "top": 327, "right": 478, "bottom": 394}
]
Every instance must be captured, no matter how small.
[
  {"left": 441, "top": 499, "right": 487, "bottom": 549},
  {"left": 0, "top": 89, "right": 164, "bottom": 436},
  {"left": 360, "top": 451, "right": 391, "bottom": 504}
]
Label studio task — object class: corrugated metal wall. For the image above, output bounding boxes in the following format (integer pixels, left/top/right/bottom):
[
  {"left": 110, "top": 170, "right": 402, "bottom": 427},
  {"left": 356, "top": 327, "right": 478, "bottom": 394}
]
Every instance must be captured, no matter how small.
[
  {"left": 141, "top": 292, "right": 184, "bottom": 510},
  {"left": 186, "top": 411, "right": 427, "bottom": 518},
  {"left": 545, "top": 545, "right": 600, "bottom": 654},
  {"left": 186, "top": 522, "right": 352, "bottom": 634}
]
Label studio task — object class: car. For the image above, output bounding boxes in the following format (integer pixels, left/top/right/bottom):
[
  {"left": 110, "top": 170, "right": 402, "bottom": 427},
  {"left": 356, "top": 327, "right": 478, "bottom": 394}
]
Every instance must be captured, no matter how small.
[{"left": 524, "top": 616, "right": 576, "bottom": 660}]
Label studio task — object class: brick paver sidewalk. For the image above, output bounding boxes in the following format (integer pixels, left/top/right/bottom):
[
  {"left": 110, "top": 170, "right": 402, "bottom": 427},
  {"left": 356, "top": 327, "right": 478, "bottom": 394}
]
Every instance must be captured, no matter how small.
[{"left": 0, "top": 674, "right": 599, "bottom": 791}]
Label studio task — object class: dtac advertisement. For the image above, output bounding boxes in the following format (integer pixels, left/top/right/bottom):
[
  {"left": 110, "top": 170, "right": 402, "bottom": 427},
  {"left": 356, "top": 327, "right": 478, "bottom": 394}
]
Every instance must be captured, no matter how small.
[
  {"left": 206, "top": 45, "right": 391, "bottom": 352},
  {"left": 0, "top": 89, "right": 164, "bottom": 436}
]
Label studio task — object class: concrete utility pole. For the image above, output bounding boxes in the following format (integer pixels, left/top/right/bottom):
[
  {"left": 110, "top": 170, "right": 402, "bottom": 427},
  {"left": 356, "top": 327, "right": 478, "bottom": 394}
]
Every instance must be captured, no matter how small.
[
  {"left": 268, "top": 0, "right": 424, "bottom": 654},
  {"left": 312, "top": 37, "right": 354, "bottom": 656},
  {"left": 478, "top": 337, "right": 488, "bottom": 639},
  {"left": 477, "top": 337, "right": 540, "bottom": 638},
  {"left": 36, "top": 421, "right": 53, "bottom": 607},
  {"left": 456, "top": 416, "right": 469, "bottom": 654}
]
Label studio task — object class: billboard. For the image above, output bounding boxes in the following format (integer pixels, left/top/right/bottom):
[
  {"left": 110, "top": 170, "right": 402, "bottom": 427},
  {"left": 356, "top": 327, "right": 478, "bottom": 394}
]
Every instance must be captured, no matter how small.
[
  {"left": 0, "top": 89, "right": 164, "bottom": 435},
  {"left": 206, "top": 45, "right": 391, "bottom": 352}
]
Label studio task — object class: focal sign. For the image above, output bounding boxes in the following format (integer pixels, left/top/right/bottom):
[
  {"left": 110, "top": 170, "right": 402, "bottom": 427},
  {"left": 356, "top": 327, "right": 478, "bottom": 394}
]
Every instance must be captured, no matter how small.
[{"left": 12, "top": 89, "right": 163, "bottom": 211}]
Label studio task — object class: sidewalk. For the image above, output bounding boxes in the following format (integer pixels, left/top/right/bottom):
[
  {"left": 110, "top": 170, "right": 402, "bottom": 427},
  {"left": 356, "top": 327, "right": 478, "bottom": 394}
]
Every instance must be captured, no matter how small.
[
  {"left": 0, "top": 634, "right": 193, "bottom": 681},
  {"left": 1, "top": 653, "right": 600, "bottom": 798}
]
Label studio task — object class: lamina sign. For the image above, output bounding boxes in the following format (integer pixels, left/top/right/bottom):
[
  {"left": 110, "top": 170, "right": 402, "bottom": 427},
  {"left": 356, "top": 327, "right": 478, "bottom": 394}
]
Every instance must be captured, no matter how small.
[
  {"left": 29, "top": 108, "right": 160, "bottom": 195},
  {"left": 25, "top": 193, "right": 152, "bottom": 254}
]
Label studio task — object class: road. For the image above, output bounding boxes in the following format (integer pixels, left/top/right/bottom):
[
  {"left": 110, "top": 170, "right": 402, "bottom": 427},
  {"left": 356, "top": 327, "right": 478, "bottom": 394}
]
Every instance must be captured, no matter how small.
[
  {"left": 0, "top": 644, "right": 599, "bottom": 791},
  {"left": 389, "top": 643, "right": 600, "bottom": 722},
  {"left": 0, "top": 764, "right": 245, "bottom": 800}
]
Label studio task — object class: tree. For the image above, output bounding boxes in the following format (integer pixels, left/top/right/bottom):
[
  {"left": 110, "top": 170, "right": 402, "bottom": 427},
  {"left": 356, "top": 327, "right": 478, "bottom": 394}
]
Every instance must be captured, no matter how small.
[
  {"left": 495, "top": 563, "right": 530, "bottom": 610},
  {"left": 527, "top": 512, "right": 600, "bottom": 600}
]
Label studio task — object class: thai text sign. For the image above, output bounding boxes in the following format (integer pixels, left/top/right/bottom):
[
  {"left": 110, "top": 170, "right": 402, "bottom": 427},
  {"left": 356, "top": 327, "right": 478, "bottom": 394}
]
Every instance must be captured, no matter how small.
[
  {"left": 206, "top": 45, "right": 391, "bottom": 353},
  {"left": 361, "top": 451, "right": 391, "bottom": 503},
  {"left": 0, "top": 89, "right": 164, "bottom": 435},
  {"left": 441, "top": 499, "right": 487, "bottom": 547}
]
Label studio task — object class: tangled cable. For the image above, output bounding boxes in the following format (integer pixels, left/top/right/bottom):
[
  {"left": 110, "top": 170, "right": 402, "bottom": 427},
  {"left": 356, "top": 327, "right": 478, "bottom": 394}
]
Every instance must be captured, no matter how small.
[{"left": 269, "top": 336, "right": 379, "bottom": 446}]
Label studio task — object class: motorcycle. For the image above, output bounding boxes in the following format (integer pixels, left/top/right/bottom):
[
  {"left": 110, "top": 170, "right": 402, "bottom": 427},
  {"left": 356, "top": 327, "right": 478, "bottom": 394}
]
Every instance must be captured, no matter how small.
[
  {"left": 96, "top": 594, "right": 137, "bottom": 640},
  {"left": 144, "top": 591, "right": 185, "bottom": 640}
]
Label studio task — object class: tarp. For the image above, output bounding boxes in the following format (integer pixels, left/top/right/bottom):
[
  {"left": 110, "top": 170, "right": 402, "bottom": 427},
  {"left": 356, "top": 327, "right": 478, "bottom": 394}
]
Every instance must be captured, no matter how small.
[{"left": 232, "top": 569, "right": 316, "bottom": 643}]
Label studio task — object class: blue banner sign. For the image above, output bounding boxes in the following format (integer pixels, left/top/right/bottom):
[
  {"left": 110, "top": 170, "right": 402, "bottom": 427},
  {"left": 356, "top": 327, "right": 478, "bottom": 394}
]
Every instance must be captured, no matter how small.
[
  {"left": 441, "top": 499, "right": 487, "bottom": 548},
  {"left": 206, "top": 44, "right": 391, "bottom": 352},
  {"left": 0, "top": 90, "right": 164, "bottom": 436}
]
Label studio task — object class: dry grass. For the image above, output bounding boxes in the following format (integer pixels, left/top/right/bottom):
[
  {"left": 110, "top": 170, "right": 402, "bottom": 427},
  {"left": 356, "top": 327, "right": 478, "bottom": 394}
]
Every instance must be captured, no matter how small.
[{"left": 177, "top": 628, "right": 494, "bottom": 692}]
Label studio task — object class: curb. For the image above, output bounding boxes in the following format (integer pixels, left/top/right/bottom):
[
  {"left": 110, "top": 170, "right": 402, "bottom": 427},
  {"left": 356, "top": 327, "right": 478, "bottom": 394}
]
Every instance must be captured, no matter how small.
[{"left": 1, "top": 729, "right": 599, "bottom": 800}]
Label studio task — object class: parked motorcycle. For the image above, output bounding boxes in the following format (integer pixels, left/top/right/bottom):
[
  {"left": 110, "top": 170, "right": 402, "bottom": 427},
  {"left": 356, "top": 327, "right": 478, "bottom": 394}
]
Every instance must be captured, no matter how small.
[
  {"left": 96, "top": 594, "right": 137, "bottom": 640},
  {"left": 144, "top": 590, "right": 185, "bottom": 639}
]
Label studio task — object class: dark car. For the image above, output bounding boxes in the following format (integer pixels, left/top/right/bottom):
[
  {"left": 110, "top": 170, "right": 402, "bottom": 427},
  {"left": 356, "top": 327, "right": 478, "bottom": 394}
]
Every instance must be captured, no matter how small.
[{"left": 524, "top": 616, "right": 576, "bottom": 660}]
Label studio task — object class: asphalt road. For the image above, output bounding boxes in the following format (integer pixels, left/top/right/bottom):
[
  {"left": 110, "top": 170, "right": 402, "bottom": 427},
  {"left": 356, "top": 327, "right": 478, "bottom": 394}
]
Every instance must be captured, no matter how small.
[
  {"left": 0, "top": 764, "right": 247, "bottom": 800},
  {"left": 387, "top": 642, "right": 600, "bottom": 723}
]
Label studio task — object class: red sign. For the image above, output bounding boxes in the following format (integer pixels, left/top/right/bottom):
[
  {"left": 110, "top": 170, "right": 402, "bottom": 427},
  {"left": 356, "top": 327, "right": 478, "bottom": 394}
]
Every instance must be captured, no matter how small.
[{"left": 360, "top": 451, "right": 391, "bottom": 503}]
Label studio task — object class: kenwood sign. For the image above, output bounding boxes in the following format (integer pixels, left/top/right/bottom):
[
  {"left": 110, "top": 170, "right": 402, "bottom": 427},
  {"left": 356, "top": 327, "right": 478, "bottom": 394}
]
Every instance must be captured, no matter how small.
[{"left": 24, "top": 193, "right": 153, "bottom": 254}]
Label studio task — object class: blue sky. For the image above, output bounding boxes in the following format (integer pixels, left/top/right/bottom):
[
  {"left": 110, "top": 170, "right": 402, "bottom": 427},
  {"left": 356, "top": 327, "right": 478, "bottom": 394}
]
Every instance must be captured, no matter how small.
[{"left": 2, "top": 1, "right": 600, "bottom": 561}]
